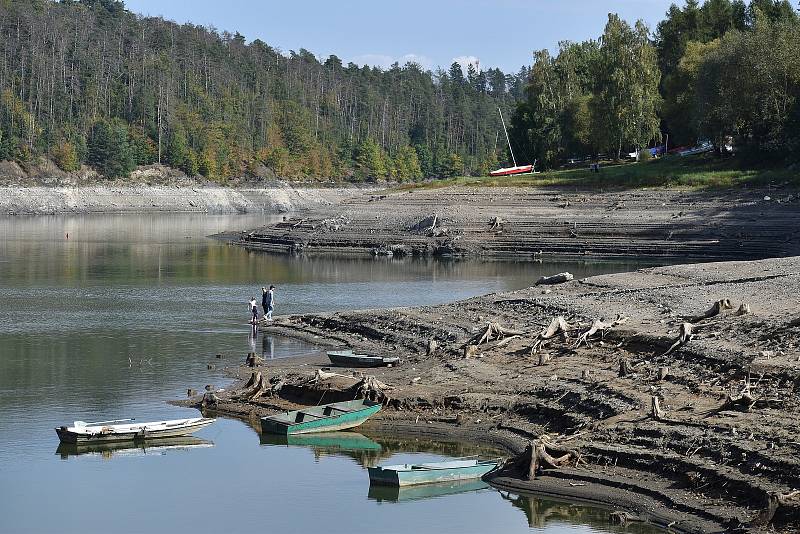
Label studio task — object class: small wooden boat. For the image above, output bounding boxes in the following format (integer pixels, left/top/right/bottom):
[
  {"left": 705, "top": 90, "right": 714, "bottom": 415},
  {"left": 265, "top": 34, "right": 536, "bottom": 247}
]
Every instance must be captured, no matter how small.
[
  {"left": 327, "top": 349, "right": 400, "bottom": 368},
  {"left": 260, "top": 399, "right": 381, "bottom": 435},
  {"left": 55, "top": 417, "right": 215, "bottom": 444},
  {"left": 367, "top": 457, "right": 498, "bottom": 487}
]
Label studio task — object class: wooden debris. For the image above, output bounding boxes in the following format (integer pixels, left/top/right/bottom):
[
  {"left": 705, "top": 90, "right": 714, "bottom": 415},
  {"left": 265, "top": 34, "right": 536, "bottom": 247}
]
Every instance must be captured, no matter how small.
[
  {"left": 426, "top": 338, "right": 438, "bottom": 356},
  {"left": 526, "top": 439, "right": 579, "bottom": 479},
  {"left": 658, "top": 366, "right": 669, "bottom": 381},
  {"left": 530, "top": 316, "right": 571, "bottom": 354},
  {"left": 244, "top": 370, "right": 262, "bottom": 388},
  {"left": 609, "top": 511, "right": 641, "bottom": 525},
  {"left": 662, "top": 322, "right": 695, "bottom": 356},
  {"left": 752, "top": 490, "right": 800, "bottom": 527},
  {"left": 686, "top": 298, "right": 732, "bottom": 322},
  {"left": 573, "top": 315, "right": 629, "bottom": 348},
  {"left": 619, "top": 358, "right": 633, "bottom": 377},
  {"left": 468, "top": 322, "right": 524, "bottom": 346},
  {"left": 245, "top": 352, "right": 262, "bottom": 367},
  {"left": 489, "top": 216, "right": 505, "bottom": 230},
  {"left": 721, "top": 375, "right": 757, "bottom": 412},
  {"left": 464, "top": 345, "right": 478, "bottom": 359},
  {"left": 535, "top": 272, "right": 574, "bottom": 286},
  {"left": 651, "top": 396, "right": 666, "bottom": 420}
]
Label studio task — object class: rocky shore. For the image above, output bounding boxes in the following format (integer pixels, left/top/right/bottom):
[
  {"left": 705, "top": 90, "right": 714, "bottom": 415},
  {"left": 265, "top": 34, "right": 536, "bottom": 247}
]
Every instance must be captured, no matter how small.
[
  {"left": 194, "top": 256, "right": 800, "bottom": 533},
  {"left": 235, "top": 185, "right": 800, "bottom": 261}
]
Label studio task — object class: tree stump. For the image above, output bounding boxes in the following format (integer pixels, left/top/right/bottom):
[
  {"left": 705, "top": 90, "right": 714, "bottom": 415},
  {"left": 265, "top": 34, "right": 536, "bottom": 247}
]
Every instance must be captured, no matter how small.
[
  {"left": 619, "top": 358, "right": 633, "bottom": 377},
  {"left": 658, "top": 366, "right": 669, "bottom": 381}
]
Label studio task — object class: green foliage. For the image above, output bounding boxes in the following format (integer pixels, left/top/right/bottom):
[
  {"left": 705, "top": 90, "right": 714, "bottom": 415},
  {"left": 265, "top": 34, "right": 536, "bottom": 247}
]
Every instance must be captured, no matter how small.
[
  {"left": 592, "top": 15, "right": 662, "bottom": 159},
  {"left": 51, "top": 140, "right": 80, "bottom": 172},
  {"left": 354, "top": 138, "right": 387, "bottom": 181},
  {"left": 695, "top": 14, "right": 800, "bottom": 156},
  {"left": 87, "top": 119, "right": 135, "bottom": 178},
  {"left": 444, "top": 153, "right": 464, "bottom": 177},
  {"left": 0, "top": 0, "right": 522, "bottom": 180},
  {"left": 392, "top": 145, "right": 423, "bottom": 182},
  {"left": 128, "top": 127, "right": 157, "bottom": 166}
]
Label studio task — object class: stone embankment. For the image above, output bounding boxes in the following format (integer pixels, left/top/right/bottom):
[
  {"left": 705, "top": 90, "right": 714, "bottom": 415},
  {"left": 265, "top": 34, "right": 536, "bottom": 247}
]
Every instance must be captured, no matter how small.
[
  {"left": 236, "top": 186, "right": 800, "bottom": 260},
  {"left": 195, "top": 257, "right": 800, "bottom": 533}
]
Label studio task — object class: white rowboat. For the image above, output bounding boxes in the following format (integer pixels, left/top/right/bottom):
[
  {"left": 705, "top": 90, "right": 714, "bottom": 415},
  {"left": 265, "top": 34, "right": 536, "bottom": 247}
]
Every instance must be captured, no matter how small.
[{"left": 55, "top": 417, "right": 215, "bottom": 444}]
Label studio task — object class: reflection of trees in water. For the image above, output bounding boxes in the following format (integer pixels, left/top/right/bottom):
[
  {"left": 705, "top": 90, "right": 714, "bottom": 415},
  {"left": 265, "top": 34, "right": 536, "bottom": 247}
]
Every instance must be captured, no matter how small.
[{"left": 501, "top": 492, "right": 662, "bottom": 533}]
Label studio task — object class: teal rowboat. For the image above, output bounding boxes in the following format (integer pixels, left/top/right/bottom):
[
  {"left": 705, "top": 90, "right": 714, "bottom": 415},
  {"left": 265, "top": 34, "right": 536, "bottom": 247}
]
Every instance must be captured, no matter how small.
[
  {"left": 260, "top": 399, "right": 381, "bottom": 435},
  {"left": 368, "top": 458, "right": 498, "bottom": 487}
]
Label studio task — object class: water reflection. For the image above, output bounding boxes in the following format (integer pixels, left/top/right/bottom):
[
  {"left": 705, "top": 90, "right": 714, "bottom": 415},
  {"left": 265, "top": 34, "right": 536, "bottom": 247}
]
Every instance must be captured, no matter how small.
[
  {"left": 501, "top": 492, "right": 662, "bottom": 533},
  {"left": 368, "top": 479, "right": 490, "bottom": 503},
  {"left": 0, "top": 214, "right": 670, "bottom": 534},
  {"left": 56, "top": 437, "right": 214, "bottom": 460}
]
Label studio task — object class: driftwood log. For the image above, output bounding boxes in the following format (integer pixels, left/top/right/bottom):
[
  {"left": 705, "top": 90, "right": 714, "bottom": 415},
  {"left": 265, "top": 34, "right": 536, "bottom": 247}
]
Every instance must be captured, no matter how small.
[
  {"left": 530, "top": 316, "right": 571, "bottom": 354},
  {"left": 685, "top": 298, "right": 732, "bottom": 322},
  {"left": 535, "top": 272, "right": 574, "bottom": 286},
  {"left": 752, "top": 490, "right": 800, "bottom": 527},
  {"left": 468, "top": 322, "right": 524, "bottom": 346},
  {"left": 573, "top": 315, "right": 629, "bottom": 348},
  {"left": 651, "top": 396, "right": 666, "bottom": 420},
  {"left": 662, "top": 322, "right": 695, "bottom": 356}
]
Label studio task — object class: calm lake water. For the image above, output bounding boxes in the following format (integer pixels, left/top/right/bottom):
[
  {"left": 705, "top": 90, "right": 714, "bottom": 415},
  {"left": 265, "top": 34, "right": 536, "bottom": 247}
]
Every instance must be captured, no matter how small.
[{"left": 0, "top": 214, "right": 662, "bottom": 534}]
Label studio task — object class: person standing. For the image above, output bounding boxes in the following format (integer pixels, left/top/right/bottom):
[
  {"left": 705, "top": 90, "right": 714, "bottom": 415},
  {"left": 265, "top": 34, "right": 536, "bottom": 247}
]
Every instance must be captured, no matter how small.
[
  {"left": 261, "top": 287, "right": 269, "bottom": 318},
  {"left": 264, "top": 285, "right": 275, "bottom": 320},
  {"left": 249, "top": 296, "right": 259, "bottom": 324}
]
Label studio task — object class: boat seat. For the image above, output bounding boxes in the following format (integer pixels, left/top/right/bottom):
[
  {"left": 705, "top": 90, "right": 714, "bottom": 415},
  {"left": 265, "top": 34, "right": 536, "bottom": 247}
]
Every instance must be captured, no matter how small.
[{"left": 323, "top": 406, "right": 355, "bottom": 415}]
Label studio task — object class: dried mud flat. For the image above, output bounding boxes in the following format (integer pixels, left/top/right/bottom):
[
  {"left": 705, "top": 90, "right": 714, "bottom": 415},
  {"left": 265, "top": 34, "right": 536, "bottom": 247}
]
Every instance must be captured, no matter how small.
[
  {"left": 234, "top": 185, "right": 800, "bottom": 261},
  {"left": 193, "top": 256, "right": 800, "bottom": 533}
]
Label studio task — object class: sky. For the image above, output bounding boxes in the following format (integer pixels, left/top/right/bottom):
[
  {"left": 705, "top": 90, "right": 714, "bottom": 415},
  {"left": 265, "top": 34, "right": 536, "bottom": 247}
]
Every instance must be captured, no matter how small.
[{"left": 123, "top": 0, "right": 678, "bottom": 74}]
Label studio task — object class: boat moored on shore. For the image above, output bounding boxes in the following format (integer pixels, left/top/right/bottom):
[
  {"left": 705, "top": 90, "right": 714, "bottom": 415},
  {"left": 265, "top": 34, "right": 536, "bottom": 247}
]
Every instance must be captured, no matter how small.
[{"left": 260, "top": 399, "right": 381, "bottom": 435}]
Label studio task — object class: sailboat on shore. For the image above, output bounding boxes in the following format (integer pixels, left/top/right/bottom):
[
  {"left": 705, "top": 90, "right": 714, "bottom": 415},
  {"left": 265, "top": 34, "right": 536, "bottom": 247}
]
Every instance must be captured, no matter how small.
[{"left": 490, "top": 108, "right": 536, "bottom": 177}]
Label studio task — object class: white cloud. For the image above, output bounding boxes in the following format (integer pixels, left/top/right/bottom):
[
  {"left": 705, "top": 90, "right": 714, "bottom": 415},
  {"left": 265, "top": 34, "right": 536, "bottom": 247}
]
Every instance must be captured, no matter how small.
[
  {"left": 452, "top": 55, "right": 481, "bottom": 75},
  {"left": 350, "top": 53, "right": 433, "bottom": 71}
]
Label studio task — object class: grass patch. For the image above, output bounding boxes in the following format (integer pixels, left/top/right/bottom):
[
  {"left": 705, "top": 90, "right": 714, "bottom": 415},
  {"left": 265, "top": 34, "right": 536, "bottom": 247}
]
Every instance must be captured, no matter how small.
[{"left": 391, "top": 156, "right": 799, "bottom": 192}]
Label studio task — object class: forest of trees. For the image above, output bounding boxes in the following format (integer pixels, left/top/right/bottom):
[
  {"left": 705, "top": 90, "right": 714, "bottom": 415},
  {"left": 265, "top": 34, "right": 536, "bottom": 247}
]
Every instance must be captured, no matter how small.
[
  {"left": 2, "top": 0, "right": 799, "bottom": 181},
  {"left": 0, "top": 0, "right": 528, "bottom": 181},
  {"left": 509, "top": 0, "right": 800, "bottom": 168}
]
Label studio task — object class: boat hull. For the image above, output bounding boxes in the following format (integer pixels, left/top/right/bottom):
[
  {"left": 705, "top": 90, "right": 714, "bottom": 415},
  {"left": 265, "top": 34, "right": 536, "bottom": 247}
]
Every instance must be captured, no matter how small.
[
  {"left": 489, "top": 165, "right": 533, "bottom": 177},
  {"left": 368, "top": 460, "right": 497, "bottom": 487},
  {"left": 55, "top": 419, "right": 215, "bottom": 444},
  {"left": 260, "top": 400, "right": 381, "bottom": 435},
  {"left": 327, "top": 350, "right": 399, "bottom": 368}
]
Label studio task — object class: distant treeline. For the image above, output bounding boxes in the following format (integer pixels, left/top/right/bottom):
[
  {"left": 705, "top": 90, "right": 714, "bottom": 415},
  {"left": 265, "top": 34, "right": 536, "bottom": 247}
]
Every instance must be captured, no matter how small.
[
  {"left": 0, "top": 0, "right": 527, "bottom": 181},
  {"left": 510, "top": 0, "right": 800, "bottom": 167}
]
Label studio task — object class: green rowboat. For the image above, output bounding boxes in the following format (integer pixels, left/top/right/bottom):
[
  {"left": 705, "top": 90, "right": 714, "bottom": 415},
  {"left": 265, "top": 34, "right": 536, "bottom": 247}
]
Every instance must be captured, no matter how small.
[
  {"left": 260, "top": 399, "right": 381, "bottom": 435},
  {"left": 367, "top": 458, "right": 498, "bottom": 487}
]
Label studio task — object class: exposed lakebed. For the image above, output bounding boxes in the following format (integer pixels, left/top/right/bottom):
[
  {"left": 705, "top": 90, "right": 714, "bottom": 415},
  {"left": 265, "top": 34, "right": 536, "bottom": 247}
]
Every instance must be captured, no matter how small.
[{"left": 0, "top": 214, "right": 662, "bottom": 533}]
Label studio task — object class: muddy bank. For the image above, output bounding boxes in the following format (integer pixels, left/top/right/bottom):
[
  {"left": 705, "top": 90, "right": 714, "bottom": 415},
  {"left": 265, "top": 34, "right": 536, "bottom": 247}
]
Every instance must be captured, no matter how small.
[
  {"left": 191, "top": 256, "right": 800, "bottom": 533},
  {"left": 235, "top": 185, "right": 800, "bottom": 260}
]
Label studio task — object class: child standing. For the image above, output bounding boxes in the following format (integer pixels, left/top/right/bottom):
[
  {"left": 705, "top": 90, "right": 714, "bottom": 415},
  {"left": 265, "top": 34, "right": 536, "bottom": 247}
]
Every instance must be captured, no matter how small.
[{"left": 249, "top": 297, "right": 258, "bottom": 324}]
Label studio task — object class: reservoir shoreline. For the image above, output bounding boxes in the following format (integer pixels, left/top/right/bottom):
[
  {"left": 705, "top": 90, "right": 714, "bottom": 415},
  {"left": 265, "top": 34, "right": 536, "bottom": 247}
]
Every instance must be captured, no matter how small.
[{"left": 195, "top": 255, "right": 800, "bottom": 533}]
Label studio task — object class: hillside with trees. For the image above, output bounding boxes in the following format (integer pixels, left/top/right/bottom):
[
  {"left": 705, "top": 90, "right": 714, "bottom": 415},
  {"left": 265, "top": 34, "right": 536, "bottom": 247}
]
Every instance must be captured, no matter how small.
[
  {"left": 0, "top": 0, "right": 526, "bottom": 181},
  {"left": 509, "top": 0, "right": 800, "bottom": 168}
]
